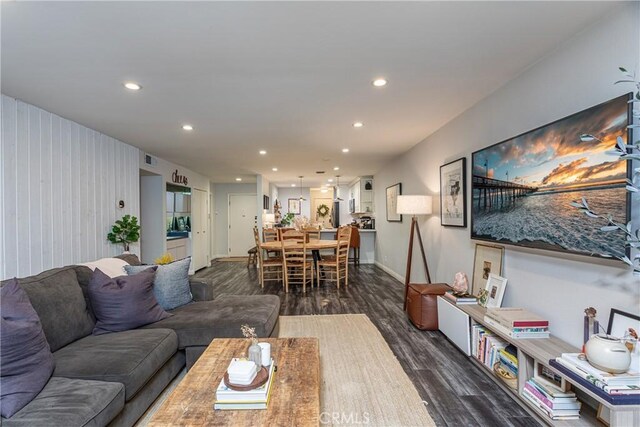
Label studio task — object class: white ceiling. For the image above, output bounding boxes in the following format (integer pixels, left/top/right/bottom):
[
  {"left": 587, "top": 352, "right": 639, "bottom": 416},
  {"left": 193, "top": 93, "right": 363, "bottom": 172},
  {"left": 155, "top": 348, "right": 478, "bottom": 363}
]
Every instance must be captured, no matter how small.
[{"left": 1, "top": 1, "right": 618, "bottom": 187}]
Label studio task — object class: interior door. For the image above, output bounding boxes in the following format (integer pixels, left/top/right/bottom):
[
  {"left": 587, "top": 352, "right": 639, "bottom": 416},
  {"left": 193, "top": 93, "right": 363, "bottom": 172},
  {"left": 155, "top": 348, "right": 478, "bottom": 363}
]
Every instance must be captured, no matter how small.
[
  {"left": 312, "top": 197, "right": 334, "bottom": 228},
  {"left": 228, "top": 194, "right": 257, "bottom": 257},
  {"left": 191, "top": 189, "right": 209, "bottom": 270}
]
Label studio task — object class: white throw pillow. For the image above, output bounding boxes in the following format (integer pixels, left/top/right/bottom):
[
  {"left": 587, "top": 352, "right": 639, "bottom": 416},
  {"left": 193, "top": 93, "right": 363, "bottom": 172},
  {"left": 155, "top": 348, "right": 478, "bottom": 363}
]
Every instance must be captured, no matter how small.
[{"left": 78, "top": 258, "right": 129, "bottom": 278}]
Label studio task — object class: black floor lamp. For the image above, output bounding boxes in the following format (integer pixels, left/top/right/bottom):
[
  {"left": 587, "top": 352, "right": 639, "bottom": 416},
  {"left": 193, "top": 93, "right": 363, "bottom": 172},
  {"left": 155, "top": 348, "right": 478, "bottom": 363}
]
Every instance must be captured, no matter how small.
[{"left": 396, "top": 195, "right": 433, "bottom": 310}]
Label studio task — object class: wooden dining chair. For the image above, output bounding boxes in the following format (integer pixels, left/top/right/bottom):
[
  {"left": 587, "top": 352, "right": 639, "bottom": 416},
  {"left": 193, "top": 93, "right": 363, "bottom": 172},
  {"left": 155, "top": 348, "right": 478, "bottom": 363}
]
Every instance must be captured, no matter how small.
[
  {"left": 281, "top": 239, "right": 314, "bottom": 293},
  {"left": 262, "top": 228, "right": 280, "bottom": 259},
  {"left": 316, "top": 226, "right": 352, "bottom": 289},
  {"left": 277, "top": 227, "right": 295, "bottom": 240},
  {"left": 281, "top": 229, "right": 305, "bottom": 242},
  {"left": 253, "top": 227, "right": 283, "bottom": 289},
  {"left": 302, "top": 227, "right": 321, "bottom": 241}
]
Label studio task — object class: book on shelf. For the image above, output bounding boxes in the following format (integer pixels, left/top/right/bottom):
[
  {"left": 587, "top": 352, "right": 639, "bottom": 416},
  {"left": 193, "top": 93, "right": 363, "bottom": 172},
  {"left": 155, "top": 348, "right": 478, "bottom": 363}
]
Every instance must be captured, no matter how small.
[
  {"left": 485, "top": 307, "right": 549, "bottom": 328},
  {"left": 521, "top": 386, "right": 580, "bottom": 420},
  {"left": 483, "top": 316, "right": 550, "bottom": 339},
  {"left": 214, "top": 359, "right": 276, "bottom": 410},
  {"left": 443, "top": 291, "right": 477, "bottom": 305},
  {"left": 524, "top": 380, "right": 580, "bottom": 410},
  {"left": 559, "top": 353, "right": 640, "bottom": 387},
  {"left": 549, "top": 359, "right": 640, "bottom": 405}
]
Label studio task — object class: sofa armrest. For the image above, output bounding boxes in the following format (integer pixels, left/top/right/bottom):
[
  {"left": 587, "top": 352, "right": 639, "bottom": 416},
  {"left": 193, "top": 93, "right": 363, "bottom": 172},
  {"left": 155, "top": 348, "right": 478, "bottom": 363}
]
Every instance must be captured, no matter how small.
[{"left": 190, "top": 280, "right": 213, "bottom": 301}]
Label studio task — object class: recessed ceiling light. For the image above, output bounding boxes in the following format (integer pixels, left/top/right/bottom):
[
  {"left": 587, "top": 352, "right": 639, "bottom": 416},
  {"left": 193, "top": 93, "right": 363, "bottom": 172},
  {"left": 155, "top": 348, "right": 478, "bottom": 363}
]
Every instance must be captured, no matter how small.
[
  {"left": 182, "top": 124, "right": 194, "bottom": 131},
  {"left": 235, "top": 178, "right": 242, "bottom": 181},
  {"left": 342, "top": 148, "right": 349, "bottom": 153},
  {"left": 291, "top": 184, "right": 296, "bottom": 187},
  {"left": 259, "top": 150, "right": 267, "bottom": 155},
  {"left": 272, "top": 167, "right": 278, "bottom": 172},
  {"left": 372, "top": 78, "right": 387, "bottom": 87},
  {"left": 333, "top": 166, "right": 340, "bottom": 171},
  {"left": 123, "top": 82, "right": 142, "bottom": 91},
  {"left": 353, "top": 122, "right": 364, "bottom": 128},
  {"left": 328, "top": 179, "right": 334, "bottom": 182}
]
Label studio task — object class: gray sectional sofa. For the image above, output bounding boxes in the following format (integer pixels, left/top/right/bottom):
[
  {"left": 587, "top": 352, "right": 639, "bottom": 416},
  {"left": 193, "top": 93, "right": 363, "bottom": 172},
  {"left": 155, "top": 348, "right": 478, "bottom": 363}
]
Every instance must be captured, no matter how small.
[{"left": 0, "top": 255, "right": 280, "bottom": 427}]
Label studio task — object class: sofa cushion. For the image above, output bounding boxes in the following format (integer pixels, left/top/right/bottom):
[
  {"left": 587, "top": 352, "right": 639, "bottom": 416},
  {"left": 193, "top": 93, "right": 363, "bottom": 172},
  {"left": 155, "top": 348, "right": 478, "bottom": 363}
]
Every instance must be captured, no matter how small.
[
  {"left": 1, "top": 267, "right": 95, "bottom": 352},
  {"left": 52, "top": 328, "right": 177, "bottom": 401},
  {"left": 1, "top": 377, "right": 124, "bottom": 427},
  {"left": 88, "top": 267, "right": 170, "bottom": 335},
  {"left": 142, "top": 295, "right": 280, "bottom": 349},
  {"left": 125, "top": 257, "right": 193, "bottom": 310},
  {"left": 0, "top": 279, "right": 55, "bottom": 418}
]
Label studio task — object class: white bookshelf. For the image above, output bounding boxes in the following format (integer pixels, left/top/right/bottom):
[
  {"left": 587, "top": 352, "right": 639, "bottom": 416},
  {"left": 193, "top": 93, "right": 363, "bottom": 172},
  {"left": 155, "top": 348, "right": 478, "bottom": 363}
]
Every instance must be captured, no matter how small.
[{"left": 437, "top": 296, "right": 640, "bottom": 427}]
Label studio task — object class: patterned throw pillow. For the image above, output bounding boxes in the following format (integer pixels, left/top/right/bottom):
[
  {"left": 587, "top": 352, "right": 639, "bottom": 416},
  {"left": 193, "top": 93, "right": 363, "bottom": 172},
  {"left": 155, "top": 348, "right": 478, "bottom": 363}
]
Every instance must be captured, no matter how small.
[
  {"left": 87, "top": 267, "right": 171, "bottom": 335},
  {"left": 1, "top": 279, "right": 55, "bottom": 418},
  {"left": 124, "top": 257, "right": 192, "bottom": 311}
]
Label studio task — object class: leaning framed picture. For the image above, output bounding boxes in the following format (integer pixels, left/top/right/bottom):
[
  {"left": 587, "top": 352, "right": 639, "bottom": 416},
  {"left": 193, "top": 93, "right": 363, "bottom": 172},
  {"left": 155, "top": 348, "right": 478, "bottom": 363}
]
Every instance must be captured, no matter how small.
[
  {"left": 288, "top": 198, "right": 301, "bottom": 215},
  {"left": 472, "top": 243, "right": 504, "bottom": 296},
  {"left": 440, "top": 157, "right": 467, "bottom": 227},
  {"left": 482, "top": 274, "right": 508, "bottom": 308},
  {"left": 386, "top": 183, "right": 402, "bottom": 222},
  {"left": 607, "top": 309, "right": 640, "bottom": 345}
]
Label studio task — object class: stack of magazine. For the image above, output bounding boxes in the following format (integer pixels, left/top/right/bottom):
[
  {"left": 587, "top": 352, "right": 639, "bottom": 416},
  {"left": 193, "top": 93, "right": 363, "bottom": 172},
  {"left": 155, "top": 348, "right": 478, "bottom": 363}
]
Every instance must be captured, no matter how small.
[
  {"left": 554, "top": 353, "right": 640, "bottom": 396},
  {"left": 443, "top": 291, "right": 477, "bottom": 305},
  {"left": 522, "top": 378, "right": 581, "bottom": 421},
  {"left": 484, "top": 308, "right": 549, "bottom": 339},
  {"left": 214, "top": 358, "right": 276, "bottom": 410}
]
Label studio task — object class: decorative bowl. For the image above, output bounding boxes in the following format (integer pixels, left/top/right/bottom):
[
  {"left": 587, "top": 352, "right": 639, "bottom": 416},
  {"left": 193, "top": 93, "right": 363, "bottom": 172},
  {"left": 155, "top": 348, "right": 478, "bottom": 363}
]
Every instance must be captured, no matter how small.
[{"left": 585, "top": 334, "right": 631, "bottom": 374}]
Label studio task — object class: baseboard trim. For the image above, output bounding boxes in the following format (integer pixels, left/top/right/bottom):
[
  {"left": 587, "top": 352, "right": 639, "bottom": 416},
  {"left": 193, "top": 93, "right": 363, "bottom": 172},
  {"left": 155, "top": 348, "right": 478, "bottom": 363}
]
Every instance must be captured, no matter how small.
[{"left": 374, "top": 261, "right": 404, "bottom": 283}]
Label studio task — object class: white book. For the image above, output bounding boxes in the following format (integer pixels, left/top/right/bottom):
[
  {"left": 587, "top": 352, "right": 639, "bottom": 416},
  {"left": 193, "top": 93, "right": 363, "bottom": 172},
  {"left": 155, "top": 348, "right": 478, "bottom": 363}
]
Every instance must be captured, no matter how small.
[
  {"left": 215, "top": 360, "right": 276, "bottom": 403},
  {"left": 560, "top": 353, "right": 640, "bottom": 386}
]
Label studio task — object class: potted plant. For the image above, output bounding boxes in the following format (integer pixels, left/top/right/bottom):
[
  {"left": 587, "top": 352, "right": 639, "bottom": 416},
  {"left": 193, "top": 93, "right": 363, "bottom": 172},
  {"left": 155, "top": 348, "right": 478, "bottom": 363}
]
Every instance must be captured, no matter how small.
[{"left": 107, "top": 214, "right": 141, "bottom": 252}]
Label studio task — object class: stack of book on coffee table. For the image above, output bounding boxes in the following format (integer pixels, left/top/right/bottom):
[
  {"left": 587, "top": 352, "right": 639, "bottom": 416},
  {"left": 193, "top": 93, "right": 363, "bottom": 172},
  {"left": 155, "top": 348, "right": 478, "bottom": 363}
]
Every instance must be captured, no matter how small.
[
  {"left": 214, "top": 359, "right": 276, "bottom": 410},
  {"left": 483, "top": 307, "right": 549, "bottom": 339}
]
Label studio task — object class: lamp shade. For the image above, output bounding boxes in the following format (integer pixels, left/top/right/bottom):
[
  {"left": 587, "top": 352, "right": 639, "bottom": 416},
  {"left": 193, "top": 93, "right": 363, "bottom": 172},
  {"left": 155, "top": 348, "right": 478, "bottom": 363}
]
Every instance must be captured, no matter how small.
[
  {"left": 262, "top": 213, "right": 275, "bottom": 223},
  {"left": 396, "top": 195, "right": 432, "bottom": 215}
]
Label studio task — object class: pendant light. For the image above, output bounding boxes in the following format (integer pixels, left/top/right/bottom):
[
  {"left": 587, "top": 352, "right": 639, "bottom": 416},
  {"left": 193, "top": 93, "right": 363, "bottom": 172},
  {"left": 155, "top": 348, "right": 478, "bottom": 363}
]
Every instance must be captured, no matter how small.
[
  {"left": 334, "top": 175, "right": 344, "bottom": 202},
  {"left": 298, "top": 176, "right": 307, "bottom": 201}
]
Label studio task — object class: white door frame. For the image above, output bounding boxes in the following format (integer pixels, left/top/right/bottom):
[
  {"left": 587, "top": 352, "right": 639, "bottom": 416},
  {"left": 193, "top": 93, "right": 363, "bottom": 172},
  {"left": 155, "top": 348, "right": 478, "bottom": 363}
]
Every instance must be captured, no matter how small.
[{"left": 227, "top": 193, "right": 257, "bottom": 257}]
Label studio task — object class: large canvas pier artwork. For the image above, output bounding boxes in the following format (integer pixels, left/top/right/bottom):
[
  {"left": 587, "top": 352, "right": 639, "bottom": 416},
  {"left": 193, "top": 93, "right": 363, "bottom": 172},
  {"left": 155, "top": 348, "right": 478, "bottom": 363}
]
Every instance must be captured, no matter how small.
[{"left": 471, "top": 93, "right": 632, "bottom": 259}]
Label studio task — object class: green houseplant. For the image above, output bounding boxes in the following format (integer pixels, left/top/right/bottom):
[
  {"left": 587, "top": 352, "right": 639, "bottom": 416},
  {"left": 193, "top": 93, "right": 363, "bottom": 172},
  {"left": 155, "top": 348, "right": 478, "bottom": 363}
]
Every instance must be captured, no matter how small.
[{"left": 107, "top": 214, "right": 141, "bottom": 252}]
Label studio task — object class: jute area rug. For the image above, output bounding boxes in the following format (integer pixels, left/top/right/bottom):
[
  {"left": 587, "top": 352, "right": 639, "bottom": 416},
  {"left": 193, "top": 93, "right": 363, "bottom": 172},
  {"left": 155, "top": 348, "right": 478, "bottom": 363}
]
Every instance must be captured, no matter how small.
[{"left": 279, "top": 314, "right": 435, "bottom": 427}]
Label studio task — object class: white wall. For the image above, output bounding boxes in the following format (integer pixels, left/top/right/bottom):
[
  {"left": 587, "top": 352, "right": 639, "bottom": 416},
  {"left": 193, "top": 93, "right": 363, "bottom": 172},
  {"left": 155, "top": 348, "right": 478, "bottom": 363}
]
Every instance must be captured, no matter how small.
[
  {"left": 213, "top": 182, "right": 257, "bottom": 257},
  {"left": 139, "top": 174, "right": 165, "bottom": 264},
  {"left": 374, "top": 3, "right": 640, "bottom": 347},
  {"left": 277, "top": 187, "right": 311, "bottom": 217},
  {"left": 1, "top": 94, "right": 140, "bottom": 279}
]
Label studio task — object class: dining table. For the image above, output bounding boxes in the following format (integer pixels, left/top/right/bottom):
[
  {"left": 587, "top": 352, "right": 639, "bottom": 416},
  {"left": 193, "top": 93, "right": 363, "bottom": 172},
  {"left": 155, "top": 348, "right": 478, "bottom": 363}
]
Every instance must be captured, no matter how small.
[{"left": 259, "top": 239, "right": 338, "bottom": 251}]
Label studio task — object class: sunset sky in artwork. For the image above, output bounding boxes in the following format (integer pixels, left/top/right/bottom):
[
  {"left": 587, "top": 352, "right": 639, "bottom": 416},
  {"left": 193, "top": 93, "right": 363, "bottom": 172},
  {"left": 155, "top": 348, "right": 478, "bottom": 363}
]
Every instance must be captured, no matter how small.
[{"left": 473, "top": 94, "right": 629, "bottom": 190}]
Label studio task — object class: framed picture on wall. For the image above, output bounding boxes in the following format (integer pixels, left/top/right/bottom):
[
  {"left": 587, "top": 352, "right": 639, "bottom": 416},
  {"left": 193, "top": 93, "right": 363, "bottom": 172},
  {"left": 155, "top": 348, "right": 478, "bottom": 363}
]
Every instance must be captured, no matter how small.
[
  {"left": 288, "top": 198, "right": 301, "bottom": 215},
  {"left": 263, "top": 195, "right": 270, "bottom": 210},
  {"left": 440, "top": 157, "right": 467, "bottom": 227},
  {"left": 472, "top": 243, "right": 504, "bottom": 296},
  {"left": 386, "top": 183, "right": 402, "bottom": 222}
]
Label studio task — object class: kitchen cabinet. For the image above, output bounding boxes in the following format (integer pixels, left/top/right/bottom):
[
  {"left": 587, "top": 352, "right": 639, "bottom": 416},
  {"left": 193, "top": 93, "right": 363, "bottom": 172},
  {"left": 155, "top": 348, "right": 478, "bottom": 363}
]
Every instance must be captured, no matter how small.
[
  {"left": 166, "top": 237, "right": 189, "bottom": 261},
  {"left": 349, "top": 176, "right": 374, "bottom": 214}
]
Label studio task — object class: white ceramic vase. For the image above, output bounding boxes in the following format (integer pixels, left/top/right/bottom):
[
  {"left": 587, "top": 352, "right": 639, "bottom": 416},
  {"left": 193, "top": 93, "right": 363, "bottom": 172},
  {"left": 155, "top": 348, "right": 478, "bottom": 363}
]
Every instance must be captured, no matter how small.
[{"left": 585, "top": 334, "right": 631, "bottom": 374}]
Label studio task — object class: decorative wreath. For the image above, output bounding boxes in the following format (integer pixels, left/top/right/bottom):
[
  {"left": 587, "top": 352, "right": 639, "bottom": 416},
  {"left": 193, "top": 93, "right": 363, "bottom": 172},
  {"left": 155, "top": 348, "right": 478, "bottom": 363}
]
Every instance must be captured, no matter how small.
[{"left": 317, "top": 204, "right": 330, "bottom": 218}]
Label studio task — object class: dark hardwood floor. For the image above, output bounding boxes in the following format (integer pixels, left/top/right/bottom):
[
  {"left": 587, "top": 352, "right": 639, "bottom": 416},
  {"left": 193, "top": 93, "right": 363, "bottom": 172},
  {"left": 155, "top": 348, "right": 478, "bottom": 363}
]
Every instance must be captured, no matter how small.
[{"left": 194, "top": 261, "right": 540, "bottom": 427}]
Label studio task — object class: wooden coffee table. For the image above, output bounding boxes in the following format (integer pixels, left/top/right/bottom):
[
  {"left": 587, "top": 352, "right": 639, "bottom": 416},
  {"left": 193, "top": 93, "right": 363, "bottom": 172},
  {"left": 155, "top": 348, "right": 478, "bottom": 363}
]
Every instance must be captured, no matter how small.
[{"left": 148, "top": 338, "right": 320, "bottom": 426}]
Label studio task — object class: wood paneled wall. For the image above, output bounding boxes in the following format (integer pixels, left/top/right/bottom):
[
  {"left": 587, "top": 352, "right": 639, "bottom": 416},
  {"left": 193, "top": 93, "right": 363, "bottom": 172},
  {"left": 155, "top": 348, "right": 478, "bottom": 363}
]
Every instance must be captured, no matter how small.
[{"left": 1, "top": 94, "right": 140, "bottom": 279}]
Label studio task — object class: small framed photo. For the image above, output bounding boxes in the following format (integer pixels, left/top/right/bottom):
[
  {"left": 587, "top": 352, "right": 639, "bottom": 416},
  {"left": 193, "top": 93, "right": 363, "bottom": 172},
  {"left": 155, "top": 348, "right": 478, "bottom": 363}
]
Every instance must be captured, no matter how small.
[
  {"left": 482, "top": 274, "right": 507, "bottom": 308},
  {"left": 386, "top": 183, "right": 402, "bottom": 222},
  {"left": 440, "top": 157, "right": 467, "bottom": 227},
  {"left": 288, "top": 198, "right": 301, "bottom": 215},
  {"left": 263, "top": 195, "right": 270, "bottom": 210},
  {"left": 533, "top": 360, "right": 570, "bottom": 392},
  {"left": 472, "top": 243, "right": 504, "bottom": 296}
]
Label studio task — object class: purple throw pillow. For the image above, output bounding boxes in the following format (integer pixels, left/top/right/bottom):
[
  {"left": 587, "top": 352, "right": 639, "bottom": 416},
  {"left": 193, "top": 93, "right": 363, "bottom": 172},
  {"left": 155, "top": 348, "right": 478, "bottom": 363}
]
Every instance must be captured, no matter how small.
[
  {"left": 1, "top": 279, "right": 55, "bottom": 418},
  {"left": 88, "top": 267, "right": 171, "bottom": 335}
]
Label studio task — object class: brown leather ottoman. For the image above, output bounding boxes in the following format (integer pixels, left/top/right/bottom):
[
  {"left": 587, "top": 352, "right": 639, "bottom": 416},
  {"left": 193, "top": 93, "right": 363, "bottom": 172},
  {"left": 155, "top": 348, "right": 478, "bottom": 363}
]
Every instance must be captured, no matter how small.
[{"left": 406, "top": 283, "right": 452, "bottom": 330}]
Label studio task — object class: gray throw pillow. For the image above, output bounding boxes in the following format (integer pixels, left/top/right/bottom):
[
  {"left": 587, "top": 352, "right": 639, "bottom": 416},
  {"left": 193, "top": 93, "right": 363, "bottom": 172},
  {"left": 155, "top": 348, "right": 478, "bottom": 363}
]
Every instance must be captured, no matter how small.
[
  {"left": 88, "top": 267, "right": 171, "bottom": 335},
  {"left": 1, "top": 279, "right": 55, "bottom": 418},
  {"left": 124, "top": 257, "right": 192, "bottom": 311}
]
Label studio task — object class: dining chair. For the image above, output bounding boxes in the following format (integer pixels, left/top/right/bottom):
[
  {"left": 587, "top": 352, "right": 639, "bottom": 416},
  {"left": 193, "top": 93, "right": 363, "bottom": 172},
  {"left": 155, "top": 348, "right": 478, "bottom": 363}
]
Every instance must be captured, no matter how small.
[
  {"left": 277, "top": 227, "right": 295, "bottom": 240},
  {"left": 262, "top": 228, "right": 280, "bottom": 259},
  {"left": 316, "top": 226, "right": 352, "bottom": 289},
  {"left": 253, "top": 227, "right": 283, "bottom": 289},
  {"left": 281, "top": 229, "right": 305, "bottom": 242},
  {"left": 281, "top": 239, "right": 314, "bottom": 293},
  {"left": 302, "top": 227, "right": 321, "bottom": 242}
]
